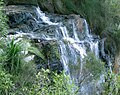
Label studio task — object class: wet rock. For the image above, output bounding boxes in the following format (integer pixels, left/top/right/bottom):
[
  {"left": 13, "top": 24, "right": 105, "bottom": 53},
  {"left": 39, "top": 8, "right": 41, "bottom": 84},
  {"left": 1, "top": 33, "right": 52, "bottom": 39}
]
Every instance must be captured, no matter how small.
[
  {"left": 46, "top": 13, "right": 86, "bottom": 39},
  {"left": 6, "top": 5, "right": 86, "bottom": 40},
  {"left": 33, "top": 39, "right": 63, "bottom": 73}
]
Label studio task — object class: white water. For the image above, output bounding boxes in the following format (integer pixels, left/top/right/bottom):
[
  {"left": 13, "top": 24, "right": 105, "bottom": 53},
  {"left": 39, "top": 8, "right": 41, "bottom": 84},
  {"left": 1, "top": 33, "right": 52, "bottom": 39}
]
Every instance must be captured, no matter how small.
[
  {"left": 36, "top": 7, "right": 58, "bottom": 25},
  {"left": 83, "top": 20, "right": 99, "bottom": 58}
]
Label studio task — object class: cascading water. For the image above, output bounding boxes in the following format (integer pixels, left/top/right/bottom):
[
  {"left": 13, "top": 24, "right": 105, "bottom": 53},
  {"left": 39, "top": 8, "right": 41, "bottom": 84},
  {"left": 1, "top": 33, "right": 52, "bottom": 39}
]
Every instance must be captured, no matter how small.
[
  {"left": 7, "top": 5, "right": 103, "bottom": 95},
  {"left": 35, "top": 7, "right": 101, "bottom": 94},
  {"left": 36, "top": 7, "right": 58, "bottom": 25}
]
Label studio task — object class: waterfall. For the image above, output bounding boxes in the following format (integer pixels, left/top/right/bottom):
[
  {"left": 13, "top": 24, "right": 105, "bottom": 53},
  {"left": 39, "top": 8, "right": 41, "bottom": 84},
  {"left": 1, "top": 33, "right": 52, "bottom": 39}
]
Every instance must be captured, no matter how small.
[
  {"left": 35, "top": 7, "right": 101, "bottom": 94},
  {"left": 36, "top": 7, "right": 58, "bottom": 25},
  {"left": 8, "top": 6, "right": 102, "bottom": 95}
]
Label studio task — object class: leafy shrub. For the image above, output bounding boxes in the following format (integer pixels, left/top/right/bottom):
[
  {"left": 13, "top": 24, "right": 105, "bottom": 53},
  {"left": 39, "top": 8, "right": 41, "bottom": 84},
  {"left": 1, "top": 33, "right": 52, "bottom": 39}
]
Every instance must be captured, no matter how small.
[
  {"left": 103, "top": 71, "right": 120, "bottom": 95},
  {"left": 0, "top": 65, "right": 14, "bottom": 95},
  {"left": 28, "top": 69, "right": 78, "bottom": 95}
]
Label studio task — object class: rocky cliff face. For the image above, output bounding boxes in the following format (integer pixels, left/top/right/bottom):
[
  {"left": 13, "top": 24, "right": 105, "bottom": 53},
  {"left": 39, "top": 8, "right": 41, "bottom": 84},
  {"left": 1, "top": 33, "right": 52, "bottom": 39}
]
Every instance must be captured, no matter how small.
[{"left": 5, "top": 5, "right": 86, "bottom": 73}]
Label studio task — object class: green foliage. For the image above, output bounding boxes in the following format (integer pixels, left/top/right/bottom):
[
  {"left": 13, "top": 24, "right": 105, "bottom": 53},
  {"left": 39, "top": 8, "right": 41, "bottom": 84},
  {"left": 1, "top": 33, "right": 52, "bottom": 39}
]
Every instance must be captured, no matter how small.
[
  {"left": 101, "top": 0, "right": 120, "bottom": 53},
  {"left": 84, "top": 52, "right": 105, "bottom": 79},
  {"left": 0, "top": 65, "right": 14, "bottom": 95},
  {"left": 110, "top": 25, "right": 120, "bottom": 52},
  {"left": 0, "top": 38, "right": 44, "bottom": 75},
  {"left": 0, "top": 38, "right": 24, "bottom": 74},
  {"left": 103, "top": 71, "right": 120, "bottom": 95},
  {"left": 0, "top": 1, "right": 14, "bottom": 94},
  {"left": 28, "top": 46, "right": 45, "bottom": 60},
  {"left": 116, "top": 74, "right": 120, "bottom": 94},
  {"left": 11, "top": 62, "right": 36, "bottom": 95},
  {"left": 0, "top": 0, "right": 8, "bottom": 36},
  {"left": 0, "top": 38, "right": 38, "bottom": 95},
  {"left": 61, "top": 0, "right": 76, "bottom": 14},
  {"left": 83, "top": 53, "right": 119, "bottom": 94},
  {"left": 77, "top": 0, "right": 104, "bottom": 32},
  {"left": 0, "top": 37, "right": 76, "bottom": 95},
  {"left": 28, "top": 69, "right": 78, "bottom": 95},
  {"left": 3, "top": 39, "right": 23, "bottom": 74}
]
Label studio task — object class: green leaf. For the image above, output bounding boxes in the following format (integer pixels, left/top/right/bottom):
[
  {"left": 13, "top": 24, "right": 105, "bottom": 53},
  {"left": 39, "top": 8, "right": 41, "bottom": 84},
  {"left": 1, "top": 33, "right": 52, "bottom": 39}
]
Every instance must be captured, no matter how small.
[{"left": 28, "top": 47, "right": 45, "bottom": 60}]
